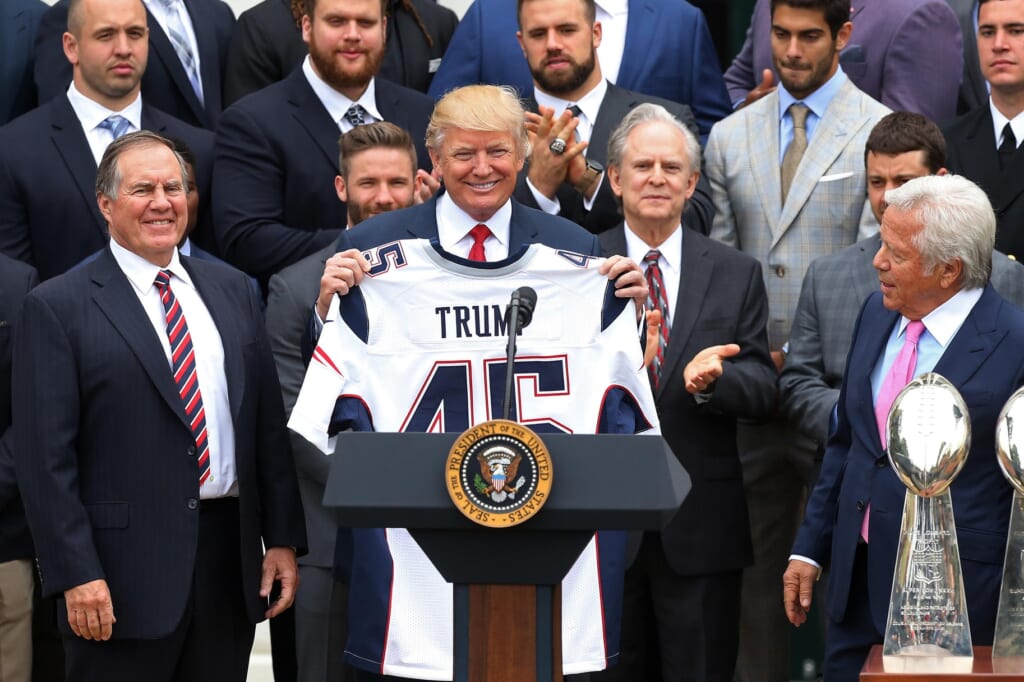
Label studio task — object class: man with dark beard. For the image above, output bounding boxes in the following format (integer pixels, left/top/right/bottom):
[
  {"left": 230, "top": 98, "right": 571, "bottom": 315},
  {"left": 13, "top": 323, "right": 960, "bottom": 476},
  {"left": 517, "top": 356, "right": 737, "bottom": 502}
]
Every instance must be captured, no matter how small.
[
  {"left": 211, "top": 0, "right": 434, "bottom": 284},
  {"left": 511, "top": 0, "right": 716, "bottom": 235}
]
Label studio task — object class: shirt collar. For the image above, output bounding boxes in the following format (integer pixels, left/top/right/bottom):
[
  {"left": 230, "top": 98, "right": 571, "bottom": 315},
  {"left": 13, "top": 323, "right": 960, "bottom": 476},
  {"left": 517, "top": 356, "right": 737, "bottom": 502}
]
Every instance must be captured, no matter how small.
[
  {"left": 777, "top": 67, "right": 847, "bottom": 123},
  {"left": 988, "top": 98, "right": 1024, "bottom": 150},
  {"left": 622, "top": 221, "right": 683, "bottom": 273},
  {"left": 436, "top": 192, "right": 512, "bottom": 252},
  {"left": 533, "top": 78, "right": 608, "bottom": 128},
  {"left": 301, "top": 56, "right": 382, "bottom": 124},
  {"left": 595, "top": 0, "right": 627, "bottom": 15},
  {"left": 897, "top": 286, "right": 984, "bottom": 348},
  {"left": 109, "top": 237, "right": 193, "bottom": 296},
  {"left": 66, "top": 83, "right": 143, "bottom": 135}
]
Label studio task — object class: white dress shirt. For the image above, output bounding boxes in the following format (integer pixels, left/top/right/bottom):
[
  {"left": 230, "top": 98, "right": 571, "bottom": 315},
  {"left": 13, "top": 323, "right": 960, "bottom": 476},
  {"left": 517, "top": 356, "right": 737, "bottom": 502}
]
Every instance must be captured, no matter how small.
[
  {"left": 436, "top": 192, "right": 512, "bottom": 261},
  {"left": 66, "top": 84, "right": 143, "bottom": 165},
  {"left": 302, "top": 56, "right": 383, "bottom": 132},
  {"left": 109, "top": 239, "right": 238, "bottom": 498},
  {"left": 989, "top": 98, "right": 1024, "bottom": 150}
]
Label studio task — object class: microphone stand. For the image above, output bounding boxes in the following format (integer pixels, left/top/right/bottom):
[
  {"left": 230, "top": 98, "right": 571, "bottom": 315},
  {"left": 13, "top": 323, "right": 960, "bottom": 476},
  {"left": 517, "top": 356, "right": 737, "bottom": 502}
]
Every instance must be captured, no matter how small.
[{"left": 502, "top": 290, "right": 522, "bottom": 421}]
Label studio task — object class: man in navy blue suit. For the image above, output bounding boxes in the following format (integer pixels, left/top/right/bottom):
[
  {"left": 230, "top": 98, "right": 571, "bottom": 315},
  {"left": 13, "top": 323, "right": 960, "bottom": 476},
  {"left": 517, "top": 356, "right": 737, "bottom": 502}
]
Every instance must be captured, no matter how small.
[
  {"left": 14, "top": 131, "right": 307, "bottom": 682},
  {"left": 426, "top": 0, "right": 731, "bottom": 142},
  {"left": 212, "top": 0, "right": 435, "bottom": 285},
  {"left": 1, "top": 0, "right": 47, "bottom": 125},
  {"left": 33, "top": 0, "right": 234, "bottom": 130},
  {"left": 0, "top": 0, "right": 214, "bottom": 281},
  {"left": 784, "top": 174, "right": 1024, "bottom": 680}
]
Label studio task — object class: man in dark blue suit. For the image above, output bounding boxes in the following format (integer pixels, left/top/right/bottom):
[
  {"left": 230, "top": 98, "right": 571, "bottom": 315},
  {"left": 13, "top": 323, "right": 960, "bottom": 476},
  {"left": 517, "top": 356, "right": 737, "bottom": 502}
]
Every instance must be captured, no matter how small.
[
  {"left": 33, "top": 0, "right": 234, "bottom": 130},
  {"left": 212, "top": 0, "right": 436, "bottom": 285},
  {"left": 426, "top": 0, "right": 731, "bottom": 142},
  {"left": 13, "top": 131, "right": 306, "bottom": 682},
  {"left": 0, "top": 254, "right": 38, "bottom": 682},
  {"left": 784, "top": 174, "right": 1024, "bottom": 680},
  {"left": 1, "top": 0, "right": 47, "bottom": 125},
  {"left": 0, "top": 0, "right": 214, "bottom": 281}
]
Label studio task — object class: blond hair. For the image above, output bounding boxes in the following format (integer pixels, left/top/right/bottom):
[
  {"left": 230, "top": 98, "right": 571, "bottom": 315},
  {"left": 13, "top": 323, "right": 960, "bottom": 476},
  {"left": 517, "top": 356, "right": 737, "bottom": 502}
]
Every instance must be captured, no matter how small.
[{"left": 426, "top": 85, "right": 531, "bottom": 158}]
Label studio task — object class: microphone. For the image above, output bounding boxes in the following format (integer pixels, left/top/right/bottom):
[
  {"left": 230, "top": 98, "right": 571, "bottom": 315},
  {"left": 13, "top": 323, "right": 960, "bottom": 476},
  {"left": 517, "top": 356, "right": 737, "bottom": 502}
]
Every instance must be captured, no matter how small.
[{"left": 502, "top": 287, "right": 539, "bottom": 421}]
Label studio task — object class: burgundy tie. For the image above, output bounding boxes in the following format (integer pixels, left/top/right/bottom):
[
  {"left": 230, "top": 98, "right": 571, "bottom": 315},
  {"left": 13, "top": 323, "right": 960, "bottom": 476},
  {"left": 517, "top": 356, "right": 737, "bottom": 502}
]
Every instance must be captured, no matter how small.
[
  {"left": 468, "top": 224, "right": 491, "bottom": 262},
  {"left": 644, "top": 250, "right": 671, "bottom": 389},
  {"left": 154, "top": 270, "right": 211, "bottom": 485}
]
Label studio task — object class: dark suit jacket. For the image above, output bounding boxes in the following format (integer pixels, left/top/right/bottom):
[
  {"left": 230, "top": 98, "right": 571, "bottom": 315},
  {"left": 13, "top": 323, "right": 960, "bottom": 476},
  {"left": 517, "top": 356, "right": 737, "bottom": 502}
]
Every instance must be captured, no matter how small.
[
  {"left": 426, "top": 0, "right": 731, "bottom": 142},
  {"left": 945, "top": 106, "right": 1024, "bottom": 260},
  {"left": 515, "top": 82, "right": 714, "bottom": 236},
  {"left": 13, "top": 248, "right": 306, "bottom": 639},
  {"left": 725, "top": 0, "right": 963, "bottom": 125},
  {"left": 1, "top": 0, "right": 46, "bottom": 125},
  {"left": 0, "top": 95, "right": 215, "bottom": 281},
  {"left": 223, "top": 0, "right": 459, "bottom": 105},
  {"left": 33, "top": 0, "right": 235, "bottom": 129},
  {"left": 212, "top": 70, "right": 434, "bottom": 281},
  {"left": 792, "top": 286, "right": 1024, "bottom": 643},
  {"left": 948, "top": 0, "right": 986, "bottom": 115},
  {"left": 599, "top": 226, "right": 775, "bottom": 574},
  {"left": 0, "top": 254, "right": 37, "bottom": 564}
]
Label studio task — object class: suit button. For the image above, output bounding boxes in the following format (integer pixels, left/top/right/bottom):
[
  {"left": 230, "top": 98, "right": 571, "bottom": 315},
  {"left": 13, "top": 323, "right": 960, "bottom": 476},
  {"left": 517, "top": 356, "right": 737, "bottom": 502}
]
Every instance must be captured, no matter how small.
[
  {"left": 856, "top": 500, "right": 865, "bottom": 511},
  {"left": 876, "top": 458, "right": 887, "bottom": 468},
  {"left": 775, "top": 266, "right": 786, "bottom": 277},
  {"left": 187, "top": 445, "right": 197, "bottom": 457},
  {"left": 187, "top": 498, "right": 199, "bottom": 511}
]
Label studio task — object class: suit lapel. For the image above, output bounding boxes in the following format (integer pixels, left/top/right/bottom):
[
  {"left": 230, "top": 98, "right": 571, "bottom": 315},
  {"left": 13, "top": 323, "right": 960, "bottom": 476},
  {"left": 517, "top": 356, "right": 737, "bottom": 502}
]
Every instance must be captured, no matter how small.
[
  {"left": 933, "top": 286, "right": 1007, "bottom": 388},
  {"left": 957, "top": 108, "right": 1004, "bottom": 197},
  {"left": 508, "top": 201, "right": 541, "bottom": 251},
  {"left": 145, "top": 5, "right": 206, "bottom": 126},
  {"left": 50, "top": 97, "right": 107, "bottom": 239},
  {"left": 618, "top": 0, "right": 656, "bottom": 87},
  {"left": 657, "top": 233, "right": 712, "bottom": 401},
  {"left": 849, "top": 299, "right": 899, "bottom": 448},
  {"left": 184, "top": 259, "right": 246, "bottom": 421},
  {"left": 89, "top": 249, "right": 192, "bottom": 429},
  {"left": 287, "top": 71, "right": 344, "bottom": 171},
  {"left": 748, "top": 94, "right": 783, "bottom": 236},
  {"left": 184, "top": 0, "right": 222, "bottom": 115},
  {"left": 589, "top": 84, "right": 631, "bottom": 166}
]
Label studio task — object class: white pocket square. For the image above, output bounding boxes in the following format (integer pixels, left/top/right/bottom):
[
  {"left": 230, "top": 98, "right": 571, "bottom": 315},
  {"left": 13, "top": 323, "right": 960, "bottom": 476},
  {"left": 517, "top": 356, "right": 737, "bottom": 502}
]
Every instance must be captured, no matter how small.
[{"left": 818, "top": 171, "right": 855, "bottom": 183}]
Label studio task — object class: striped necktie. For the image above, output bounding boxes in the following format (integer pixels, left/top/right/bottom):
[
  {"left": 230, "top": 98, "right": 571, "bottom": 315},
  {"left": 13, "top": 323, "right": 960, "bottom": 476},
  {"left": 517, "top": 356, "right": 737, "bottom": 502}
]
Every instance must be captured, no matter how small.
[
  {"left": 154, "top": 270, "right": 211, "bottom": 485},
  {"left": 154, "top": 0, "right": 204, "bottom": 104},
  {"left": 97, "top": 114, "right": 132, "bottom": 140},
  {"left": 644, "top": 250, "right": 671, "bottom": 389}
]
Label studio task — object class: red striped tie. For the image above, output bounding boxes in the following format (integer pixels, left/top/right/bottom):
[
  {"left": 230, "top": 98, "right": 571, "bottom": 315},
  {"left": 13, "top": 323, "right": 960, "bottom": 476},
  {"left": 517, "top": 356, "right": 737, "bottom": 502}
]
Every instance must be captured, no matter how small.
[
  {"left": 644, "top": 250, "right": 671, "bottom": 389},
  {"left": 154, "top": 270, "right": 210, "bottom": 485}
]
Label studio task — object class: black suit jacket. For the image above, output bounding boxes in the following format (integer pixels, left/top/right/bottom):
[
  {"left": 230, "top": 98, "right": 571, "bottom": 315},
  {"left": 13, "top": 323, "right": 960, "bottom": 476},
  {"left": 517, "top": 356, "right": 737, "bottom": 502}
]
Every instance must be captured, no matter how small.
[
  {"left": 13, "top": 248, "right": 306, "bottom": 638},
  {"left": 1, "top": 0, "right": 47, "bottom": 125},
  {"left": 212, "top": 70, "right": 434, "bottom": 281},
  {"left": 33, "top": 0, "right": 235, "bottom": 129},
  {"left": 223, "top": 0, "right": 459, "bottom": 105},
  {"left": 0, "top": 254, "right": 37, "bottom": 563},
  {"left": 0, "top": 95, "right": 215, "bottom": 280},
  {"left": 599, "top": 226, "right": 776, "bottom": 574},
  {"left": 515, "top": 83, "right": 715, "bottom": 236},
  {"left": 944, "top": 106, "right": 1024, "bottom": 260}
]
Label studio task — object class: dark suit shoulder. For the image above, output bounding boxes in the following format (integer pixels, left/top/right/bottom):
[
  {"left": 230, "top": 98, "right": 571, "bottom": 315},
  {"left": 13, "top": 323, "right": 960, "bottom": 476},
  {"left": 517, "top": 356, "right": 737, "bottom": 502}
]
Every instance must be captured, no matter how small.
[
  {"left": 0, "top": 253, "right": 37, "bottom": 293},
  {"left": 687, "top": 229, "right": 760, "bottom": 269},
  {"left": 942, "top": 105, "right": 989, "bottom": 140},
  {"left": 374, "top": 77, "right": 436, "bottom": 110},
  {"left": 0, "top": 95, "right": 60, "bottom": 139},
  {"left": 406, "top": 0, "right": 459, "bottom": 34}
]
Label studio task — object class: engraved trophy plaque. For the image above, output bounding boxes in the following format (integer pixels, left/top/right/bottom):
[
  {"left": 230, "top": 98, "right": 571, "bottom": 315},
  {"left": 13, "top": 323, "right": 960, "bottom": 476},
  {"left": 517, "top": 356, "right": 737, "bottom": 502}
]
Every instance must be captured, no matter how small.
[
  {"left": 993, "top": 386, "right": 1024, "bottom": 672},
  {"left": 882, "top": 373, "right": 973, "bottom": 673}
]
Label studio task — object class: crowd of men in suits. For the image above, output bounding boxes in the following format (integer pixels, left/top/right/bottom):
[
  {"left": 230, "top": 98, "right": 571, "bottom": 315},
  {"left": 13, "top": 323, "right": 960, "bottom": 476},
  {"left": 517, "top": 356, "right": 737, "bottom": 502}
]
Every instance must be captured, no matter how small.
[{"left": 3, "top": 0, "right": 1024, "bottom": 680}]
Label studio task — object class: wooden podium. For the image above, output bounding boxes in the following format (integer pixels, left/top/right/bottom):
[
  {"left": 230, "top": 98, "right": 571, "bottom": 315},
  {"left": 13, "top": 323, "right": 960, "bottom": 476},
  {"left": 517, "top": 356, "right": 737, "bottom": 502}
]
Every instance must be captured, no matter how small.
[
  {"left": 860, "top": 647, "right": 1022, "bottom": 680},
  {"left": 325, "top": 432, "right": 690, "bottom": 682}
]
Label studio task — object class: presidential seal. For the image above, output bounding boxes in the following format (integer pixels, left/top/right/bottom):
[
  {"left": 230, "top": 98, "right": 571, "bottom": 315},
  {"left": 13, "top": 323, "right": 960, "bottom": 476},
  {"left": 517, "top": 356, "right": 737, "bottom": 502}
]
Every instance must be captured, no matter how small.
[{"left": 445, "top": 419, "right": 553, "bottom": 528}]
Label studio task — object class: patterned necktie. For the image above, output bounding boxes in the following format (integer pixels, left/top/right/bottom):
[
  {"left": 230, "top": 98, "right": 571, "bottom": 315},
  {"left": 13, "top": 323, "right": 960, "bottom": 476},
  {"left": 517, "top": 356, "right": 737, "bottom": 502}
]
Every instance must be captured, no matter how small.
[
  {"left": 862, "top": 319, "right": 925, "bottom": 542},
  {"left": 155, "top": 0, "right": 204, "bottom": 104},
  {"left": 644, "top": 250, "right": 671, "bottom": 389},
  {"left": 154, "top": 270, "right": 211, "bottom": 485},
  {"left": 97, "top": 114, "right": 132, "bottom": 140},
  {"left": 345, "top": 104, "right": 368, "bottom": 128},
  {"left": 566, "top": 104, "right": 583, "bottom": 142},
  {"left": 781, "top": 103, "right": 809, "bottom": 201},
  {"left": 468, "top": 224, "right": 491, "bottom": 262},
  {"left": 999, "top": 122, "right": 1017, "bottom": 171}
]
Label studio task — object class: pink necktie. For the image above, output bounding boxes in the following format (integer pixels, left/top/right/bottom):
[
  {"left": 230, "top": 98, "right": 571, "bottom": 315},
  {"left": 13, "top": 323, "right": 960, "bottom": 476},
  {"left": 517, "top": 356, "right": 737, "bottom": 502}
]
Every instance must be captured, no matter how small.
[
  {"left": 862, "top": 319, "right": 925, "bottom": 542},
  {"left": 468, "top": 224, "right": 491, "bottom": 262}
]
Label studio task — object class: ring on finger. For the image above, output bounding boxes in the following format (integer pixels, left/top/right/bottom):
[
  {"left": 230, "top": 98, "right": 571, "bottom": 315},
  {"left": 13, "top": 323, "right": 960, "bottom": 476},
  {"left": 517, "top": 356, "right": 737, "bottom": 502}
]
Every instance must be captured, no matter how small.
[{"left": 549, "top": 138, "right": 567, "bottom": 155}]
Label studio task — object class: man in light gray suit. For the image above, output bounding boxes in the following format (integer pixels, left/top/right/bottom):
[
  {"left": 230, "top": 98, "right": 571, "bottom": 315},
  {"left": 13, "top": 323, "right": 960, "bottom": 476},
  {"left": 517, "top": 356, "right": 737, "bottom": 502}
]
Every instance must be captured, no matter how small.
[
  {"left": 704, "top": 0, "right": 889, "bottom": 677},
  {"left": 265, "top": 122, "right": 421, "bottom": 682},
  {"left": 780, "top": 111, "right": 1024, "bottom": 460}
]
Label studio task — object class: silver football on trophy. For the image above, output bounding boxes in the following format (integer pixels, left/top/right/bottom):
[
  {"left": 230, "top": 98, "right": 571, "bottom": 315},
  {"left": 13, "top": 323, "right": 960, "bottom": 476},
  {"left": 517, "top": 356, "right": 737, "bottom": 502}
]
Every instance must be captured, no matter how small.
[
  {"left": 886, "top": 373, "right": 971, "bottom": 497},
  {"left": 996, "top": 386, "right": 1024, "bottom": 495}
]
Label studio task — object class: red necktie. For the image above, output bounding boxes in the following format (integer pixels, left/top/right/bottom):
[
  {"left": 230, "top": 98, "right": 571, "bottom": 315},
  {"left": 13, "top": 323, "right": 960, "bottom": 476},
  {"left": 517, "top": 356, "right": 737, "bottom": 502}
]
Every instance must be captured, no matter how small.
[
  {"left": 644, "top": 250, "right": 671, "bottom": 389},
  {"left": 468, "top": 224, "right": 491, "bottom": 262},
  {"left": 154, "top": 270, "right": 211, "bottom": 485},
  {"left": 862, "top": 319, "right": 925, "bottom": 542}
]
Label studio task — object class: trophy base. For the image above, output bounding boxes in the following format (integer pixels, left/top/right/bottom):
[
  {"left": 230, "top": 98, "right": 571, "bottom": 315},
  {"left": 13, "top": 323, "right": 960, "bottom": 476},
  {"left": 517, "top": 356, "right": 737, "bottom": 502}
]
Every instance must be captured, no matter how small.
[
  {"left": 992, "top": 656, "right": 1024, "bottom": 674},
  {"left": 882, "top": 645, "right": 973, "bottom": 674}
]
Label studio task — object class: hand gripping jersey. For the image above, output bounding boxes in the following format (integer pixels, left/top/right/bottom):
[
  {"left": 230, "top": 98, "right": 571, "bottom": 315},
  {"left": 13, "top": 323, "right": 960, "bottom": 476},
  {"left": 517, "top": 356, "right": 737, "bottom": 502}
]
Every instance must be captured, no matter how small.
[{"left": 290, "top": 239, "right": 659, "bottom": 680}]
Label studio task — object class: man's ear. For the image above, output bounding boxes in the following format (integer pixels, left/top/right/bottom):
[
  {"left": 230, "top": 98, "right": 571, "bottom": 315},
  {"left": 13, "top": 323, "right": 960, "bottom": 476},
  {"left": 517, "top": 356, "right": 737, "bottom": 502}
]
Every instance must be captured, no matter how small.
[{"left": 335, "top": 175, "right": 348, "bottom": 203}]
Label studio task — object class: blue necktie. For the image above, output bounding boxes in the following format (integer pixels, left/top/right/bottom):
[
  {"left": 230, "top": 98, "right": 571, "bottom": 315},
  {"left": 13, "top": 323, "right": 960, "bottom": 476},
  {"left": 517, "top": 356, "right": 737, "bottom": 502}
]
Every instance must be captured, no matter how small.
[
  {"left": 97, "top": 115, "right": 132, "bottom": 140},
  {"left": 154, "top": 0, "right": 204, "bottom": 104}
]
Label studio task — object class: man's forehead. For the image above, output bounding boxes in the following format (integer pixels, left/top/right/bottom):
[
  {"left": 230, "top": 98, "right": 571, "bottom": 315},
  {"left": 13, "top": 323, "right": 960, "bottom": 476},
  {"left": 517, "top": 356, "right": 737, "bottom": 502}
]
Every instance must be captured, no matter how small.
[{"left": 980, "top": 0, "right": 1024, "bottom": 23}]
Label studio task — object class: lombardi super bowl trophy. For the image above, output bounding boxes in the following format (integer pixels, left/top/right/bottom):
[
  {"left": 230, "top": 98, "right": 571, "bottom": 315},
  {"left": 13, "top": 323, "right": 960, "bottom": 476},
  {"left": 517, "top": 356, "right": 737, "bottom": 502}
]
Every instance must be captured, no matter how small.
[
  {"left": 994, "top": 386, "right": 1024, "bottom": 671},
  {"left": 882, "top": 373, "right": 973, "bottom": 672}
]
